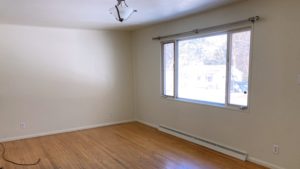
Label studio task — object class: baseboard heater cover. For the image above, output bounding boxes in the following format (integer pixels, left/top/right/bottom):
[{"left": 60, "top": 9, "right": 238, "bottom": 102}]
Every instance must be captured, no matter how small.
[{"left": 158, "top": 125, "right": 248, "bottom": 161}]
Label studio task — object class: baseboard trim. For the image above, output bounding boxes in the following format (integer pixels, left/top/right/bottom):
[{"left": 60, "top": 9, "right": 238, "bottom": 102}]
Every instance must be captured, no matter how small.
[
  {"left": 137, "top": 119, "right": 286, "bottom": 169},
  {"left": 158, "top": 124, "right": 248, "bottom": 161},
  {"left": 0, "top": 120, "right": 134, "bottom": 143},
  {"left": 247, "top": 157, "right": 286, "bottom": 169},
  {"left": 136, "top": 119, "right": 158, "bottom": 128}
]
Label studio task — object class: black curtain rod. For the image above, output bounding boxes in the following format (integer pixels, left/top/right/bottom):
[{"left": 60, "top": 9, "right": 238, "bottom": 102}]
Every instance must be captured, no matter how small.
[{"left": 152, "top": 16, "right": 260, "bottom": 40}]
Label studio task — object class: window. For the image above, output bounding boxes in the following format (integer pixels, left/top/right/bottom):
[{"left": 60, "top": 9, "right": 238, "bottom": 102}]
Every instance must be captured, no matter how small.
[
  {"left": 162, "top": 28, "right": 252, "bottom": 109},
  {"left": 162, "top": 42, "right": 175, "bottom": 96}
]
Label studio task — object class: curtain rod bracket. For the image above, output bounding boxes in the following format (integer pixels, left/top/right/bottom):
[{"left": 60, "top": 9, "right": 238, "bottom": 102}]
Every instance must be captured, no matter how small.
[
  {"left": 194, "top": 29, "right": 199, "bottom": 34},
  {"left": 248, "top": 16, "right": 260, "bottom": 23},
  {"left": 152, "top": 36, "right": 161, "bottom": 40}
]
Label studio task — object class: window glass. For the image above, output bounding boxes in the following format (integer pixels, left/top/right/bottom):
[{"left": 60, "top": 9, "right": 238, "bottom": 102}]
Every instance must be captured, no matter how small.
[
  {"left": 163, "top": 43, "right": 175, "bottom": 96},
  {"left": 178, "top": 34, "right": 227, "bottom": 104},
  {"left": 229, "top": 30, "right": 251, "bottom": 106}
]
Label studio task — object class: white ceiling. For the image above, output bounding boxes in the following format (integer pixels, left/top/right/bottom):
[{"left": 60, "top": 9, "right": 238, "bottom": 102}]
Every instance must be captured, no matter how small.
[{"left": 0, "top": 0, "right": 241, "bottom": 30}]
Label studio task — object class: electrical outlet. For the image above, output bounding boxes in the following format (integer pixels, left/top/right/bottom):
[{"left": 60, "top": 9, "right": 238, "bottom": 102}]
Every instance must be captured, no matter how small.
[
  {"left": 273, "top": 144, "right": 279, "bottom": 154},
  {"left": 20, "top": 122, "right": 26, "bottom": 129}
]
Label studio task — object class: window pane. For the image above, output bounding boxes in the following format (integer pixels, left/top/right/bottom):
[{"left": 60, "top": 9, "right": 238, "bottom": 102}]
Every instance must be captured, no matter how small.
[
  {"left": 163, "top": 43, "right": 174, "bottom": 96},
  {"left": 229, "top": 30, "right": 251, "bottom": 106},
  {"left": 178, "top": 34, "right": 227, "bottom": 104}
]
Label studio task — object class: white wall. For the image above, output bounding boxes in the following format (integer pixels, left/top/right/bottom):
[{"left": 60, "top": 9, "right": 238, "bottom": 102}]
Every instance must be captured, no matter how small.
[
  {"left": 132, "top": 0, "right": 300, "bottom": 169},
  {"left": 0, "top": 25, "right": 134, "bottom": 140}
]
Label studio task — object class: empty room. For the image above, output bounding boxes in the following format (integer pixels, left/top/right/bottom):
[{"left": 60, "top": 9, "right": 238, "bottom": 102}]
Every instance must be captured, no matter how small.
[{"left": 0, "top": 0, "right": 299, "bottom": 169}]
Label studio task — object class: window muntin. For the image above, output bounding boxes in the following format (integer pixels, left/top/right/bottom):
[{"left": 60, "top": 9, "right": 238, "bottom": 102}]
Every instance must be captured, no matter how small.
[{"left": 161, "top": 28, "right": 252, "bottom": 109}]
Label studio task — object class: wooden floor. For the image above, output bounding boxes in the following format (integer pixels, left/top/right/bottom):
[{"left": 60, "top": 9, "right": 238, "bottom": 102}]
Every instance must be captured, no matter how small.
[{"left": 0, "top": 122, "right": 267, "bottom": 169}]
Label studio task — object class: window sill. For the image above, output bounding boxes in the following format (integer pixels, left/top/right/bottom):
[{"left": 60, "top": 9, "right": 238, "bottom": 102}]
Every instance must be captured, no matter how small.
[{"left": 161, "top": 96, "right": 249, "bottom": 112}]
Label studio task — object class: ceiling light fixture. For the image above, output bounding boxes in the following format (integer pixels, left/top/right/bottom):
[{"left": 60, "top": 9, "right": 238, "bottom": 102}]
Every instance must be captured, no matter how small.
[{"left": 109, "top": 0, "right": 137, "bottom": 22}]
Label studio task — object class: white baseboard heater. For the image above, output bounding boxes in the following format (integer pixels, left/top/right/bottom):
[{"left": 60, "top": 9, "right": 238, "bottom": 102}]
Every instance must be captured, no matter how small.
[{"left": 158, "top": 125, "right": 248, "bottom": 161}]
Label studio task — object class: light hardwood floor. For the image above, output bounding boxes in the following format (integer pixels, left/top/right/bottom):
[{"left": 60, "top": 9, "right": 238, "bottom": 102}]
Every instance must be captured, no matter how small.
[{"left": 0, "top": 122, "right": 267, "bottom": 169}]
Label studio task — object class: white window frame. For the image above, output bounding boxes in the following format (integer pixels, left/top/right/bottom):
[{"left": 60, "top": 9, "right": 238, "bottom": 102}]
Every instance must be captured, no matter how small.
[{"left": 161, "top": 26, "right": 253, "bottom": 111}]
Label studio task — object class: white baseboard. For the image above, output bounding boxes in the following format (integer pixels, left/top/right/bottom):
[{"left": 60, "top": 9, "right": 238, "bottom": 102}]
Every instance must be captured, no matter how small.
[
  {"left": 0, "top": 119, "right": 134, "bottom": 143},
  {"left": 137, "top": 119, "right": 286, "bottom": 169},
  {"left": 136, "top": 119, "right": 158, "bottom": 128},
  {"left": 247, "top": 157, "right": 286, "bottom": 169},
  {"left": 158, "top": 124, "right": 248, "bottom": 161}
]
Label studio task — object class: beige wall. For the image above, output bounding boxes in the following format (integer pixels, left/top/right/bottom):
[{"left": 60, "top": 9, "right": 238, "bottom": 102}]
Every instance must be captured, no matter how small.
[
  {"left": 132, "top": 0, "right": 300, "bottom": 169},
  {"left": 0, "top": 25, "right": 134, "bottom": 140}
]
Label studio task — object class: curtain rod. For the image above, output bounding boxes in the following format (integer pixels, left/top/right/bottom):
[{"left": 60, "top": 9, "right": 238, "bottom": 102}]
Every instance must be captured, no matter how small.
[{"left": 152, "top": 16, "right": 260, "bottom": 40}]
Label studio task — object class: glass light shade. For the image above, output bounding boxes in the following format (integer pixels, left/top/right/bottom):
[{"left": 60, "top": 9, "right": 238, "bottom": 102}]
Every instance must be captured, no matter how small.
[{"left": 109, "top": 3, "right": 136, "bottom": 22}]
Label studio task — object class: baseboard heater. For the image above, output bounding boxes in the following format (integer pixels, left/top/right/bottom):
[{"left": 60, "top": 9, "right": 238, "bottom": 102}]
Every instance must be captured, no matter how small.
[{"left": 158, "top": 125, "right": 248, "bottom": 161}]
